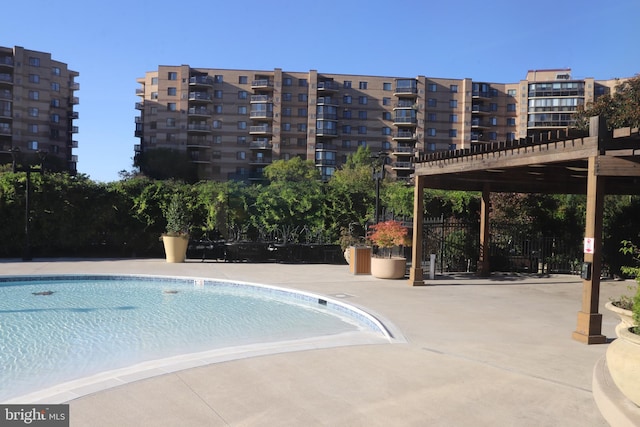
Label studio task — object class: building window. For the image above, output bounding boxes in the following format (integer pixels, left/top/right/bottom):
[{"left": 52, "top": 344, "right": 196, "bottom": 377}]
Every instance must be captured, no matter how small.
[
  {"left": 151, "top": 92, "right": 158, "bottom": 99},
  {"left": 297, "top": 108, "right": 307, "bottom": 117},
  {"left": 166, "top": 118, "right": 176, "bottom": 127},
  {"left": 357, "top": 140, "right": 367, "bottom": 147},
  {"left": 449, "top": 129, "right": 457, "bottom": 137},
  {"left": 168, "top": 72, "right": 177, "bottom": 80},
  {"left": 343, "top": 80, "right": 352, "bottom": 89},
  {"left": 28, "top": 141, "right": 38, "bottom": 150},
  {"left": 29, "top": 74, "right": 40, "bottom": 83},
  {"left": 297, "top": 123, "right": 307, "bottom": 132},
  {"left": 297, "top": 138, "right": 306, "bottom": 147},
  {"left": 490, "top": 117, "right": 498, "bottom": 126},
  {"left": 150, "top": 121, "right": 157, "bottom": 130},
  {"left": 167, "top": 103, "right": 176, "bottom": 111},
  {"left": 51, "top": 99, "right": 60, "bottom": 108},
  {"left": 507, "top": 103, "right": 516, "bottom": 112},
  {"left": 168, "top": 87, "right": 177, "bottom": 96},
  {"left": 428, "top": 113, "right": 437, "bottom": 122},
  {"left": 507, "top": 132, "right": 516, "bottom": 141},
  {"left": 507, "top": 89, "right": 516, "bottom": 96},
  {"left": 214, "top": 105, "right": 223, "bottom": 113},
  {"left": 282, "top": 107, "right": 292, "bottom": 117},
  {"left": 214, "top": 90, "right": 223, "bottom": 98},
  {"left": 427, "top": 98, "right": 437, "bottom": 107},
  {"left": 490, "top": 103, "right": 498, "bottom": 111},
  {"left": 427, "top": 142, "right": 436, "bottom": 152},
  {"left": 383, "top": 97, "right": 391, "bottom": 106},
  {"left": 29, "top": 91, "right": 39, "bottom": 100},
  {"left": 239, "top": 76, "right": 248, "bottom": 84},
  {"left": 358, "top": 111, "right": 367, "bottom": 120},
  {"left": 298, "top": 79, "right": 307, "bottom": 87},
  {"left": 233, "top": 136, "right": 244, "bottom": 144},
  {"left": 382, "top": 126, "right": 391, "bottom": 135},
  {"left": 489, "top": 132, "right": 497, "bottom": 141},
  {"left": 298, "top": 93, "right": 307, "bottom": 102},
  {"left": 358, "top": 126, "right": 367, "bottom": 134},
  {"left": 359, "top": 81, "right": 368, "bottom": 90},
  {"left": 382, "top": 111, "right": 391, "bottom": 120},
  {"left": 283, "top": 77, "right": 292, "bottom": 86},
  {"left": 449, "top": 144, "right": 457, "bottom": 151},
  {"left": 50, "top": 114, "right": 59, "bottom": 123},
  {"left": 383, "top": 82, "right": 392, "bottom": 91},
  {"left": 450, "top": 114, "right": 458, "bottom": 123},
  {"left": 28, "top": 107, "right": 38, "bottom": 117},
  {"left": 212, "top": 151, "right": 222, "bottom": 159},
  {"left": 238, "top": 91, "right": 248, "bottom": 99},
  {"left": 343, "top": 109, "right": 352, "bottom": 119},
  {"left": 342, "top": 125, "right": 351, "bottom": 134},
  {"left": 342, "top": 140, "right": 351, "bottom": 148},
  {"left": 282, "top": 93, "right": 292, "bottom": 101},
  {"left": 427, "top": 128, "right": 436, "bottom": 136},
  {"left": 358, "top": 96, "right": 368, "bottom": 105},
  {"left": 213, "top": 120, "right": 221, "bottom": 129},
  {"left": 151, "top": 77, "right": 158, "bottom": 85},
  {"left": 213, "top": 136, "right": 222, "bottom": 144},
  {"left": 52, "top": 67, "right": 60, "bottom": 76},
  {"left": 238, "top": 105, "right": 247, "bottom": 114},
  {"left": 282, "top": 123, "right": 291, "bottom": 131},
  {"left": 50, "top": 82, "right": 59, "bottom": 92},
  {"left": 507, "top": 117, "right": 516, "bottom": 126},
  {"left": 214, "top": 75, "right": 223, "bottom": 83},
  {"left": 428, "top": 83, "right": 437, "bottom": 92},
  {"left": 449, "top": 100, "right": 457, "bottom": 108},
  {"left": 237, "top": 151, "right": 246, "bottom": 160},
  {"left": 237, "top": 121, "right": 247, "bottom": 130},
  {"left": 450, "top": 84, "right": 458, "bottom": 93},
  {"left": 28, "top": 124, "right": 38, "bottom": 133},
  {"left": 382, "top": 141, "right": 391, "bottom": 150},
  {"left": 343, "top": 95, "right": 352, "bottom": 104},
  {"left": 29, "top": 57, "right": 40, "bottom": 67}
]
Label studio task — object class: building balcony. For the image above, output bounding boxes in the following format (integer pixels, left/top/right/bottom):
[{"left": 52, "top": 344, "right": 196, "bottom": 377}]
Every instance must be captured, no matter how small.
[
  {"left": 470, "top": 133, "right": 490, "bottom": 142},
  {"left": 0, "top": 90, "right": 11, "bottom": 100},
  {"left": 250, "top": 125, "right": 272, "bottom": 135},
  {"left": 391, "top": 161, "right": 414, "bottom": 170},
  {"left": 393, "top": 87, "right": 418, "bottom": 97},
  {"left": 69, "top": 111, "right": 79, "bottom": 119},
  {"left": 0, "top": 73, "right": 13, "bottom": 85},
  {"left": 70, "top": 155, "right": 78, "bottom": 163},
  {"left": 0, "top": 126, "right": 11, "bottom": 135},
  {"left": 134, "top": 129, "right": 143, "bottom": 137},
  {"left": 188, "top": 91, "right": 212, "bottom": 102},
  {"left": 251, "top": 79, "right": 274, "bottom": 90},
  {"left": 189, "top": 75, "right": 214, "bottom": 86},
  {"left": 188, "top": 106, "right": 211, "bottom": 116},
  {"left": 186, "top": 139, "right": 211, "bottom": 148},
  {"left": 392, "top": 146, "right": 415, "bottom": 156},
  {"left": 392, "top": 130, "right": 416, "bottom": 140},
  {"left": 134, "top": 144, "right": 141, "bottom": 152},
  {"left": 135, "top": 102, "right": 144, "bottom": 110},
  {"left": 472, "top": 90, "right": 490, "bottom": 99},
  {"left": 70, "top": 82, "right": 80, "bottom": 91},
  {"left": 69, "top": 97, "right": 79, "bottom": 105},
  {"left": 250, "top": 110, "right": 273, "bottom": 119},
  {"left": 317, "top": 96, "right": 338, "bottom": 106},
  {"left": 250, "top": 139, "right": 272, "bottom": 150},
  {"left": 70, "top": 126, "right": 79, "bottom": 133},
  {"left": 471, "top": 119, "right": 490, "bottom": 128},
  {"left": 0, "top": 109, "right": 11, "bottom": 118},
  {"left": 316, "top": 112, "right": 338, "bottom": 120},
  {"left": 315, "top": 143, "right": 337, "bottom": 151},
  {"left": 392, "top": 117, "right": 417, "bottom": 126},
  {"left": 317, "top": 81, "right": 340, "bottom": 92},
  {"left": 250, "top": 95, "right": 272, "bottom": 103},
  {"left": 0, "top": 56, "right": 14, "bottom": 68},
  {"left": 135, "top": 88, "right": 145, "bottom": 96},
  {"left": 316, "top": 128, "right": 338, "bottom": 137},
  {"left": 69, "top": 140, "right": 79, "bottom": 148},
  {"left": 249, "top": 156, "right": 272, "bottom": 166},
  {"left": 187, "top": 123, "right": 211, "bottom": 132},
  {"left": 471, "top": 104, "right": 491, "bottom": 114},
  {"left": 393, "top": 100, "right": 417, "bottom": 109}
]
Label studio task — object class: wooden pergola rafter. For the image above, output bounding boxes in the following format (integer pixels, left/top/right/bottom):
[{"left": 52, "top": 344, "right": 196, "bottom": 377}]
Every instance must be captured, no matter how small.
[{"left": 408, "top": 116, "right": 640, "bottom": 344}]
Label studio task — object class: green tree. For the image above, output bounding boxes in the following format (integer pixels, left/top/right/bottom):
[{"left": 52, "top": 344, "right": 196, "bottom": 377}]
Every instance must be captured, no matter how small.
[{"left": 574, "top": 74, "right": 640, "bottom": 130}]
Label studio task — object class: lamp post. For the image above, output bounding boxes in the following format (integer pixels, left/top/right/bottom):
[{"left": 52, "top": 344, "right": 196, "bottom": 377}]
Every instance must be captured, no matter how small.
[
  {"left": 371, "top": 151, "right": 388, "bottom": 225},
  {"left": 10, "top": 148, "right": 46, "bottom": 261}
]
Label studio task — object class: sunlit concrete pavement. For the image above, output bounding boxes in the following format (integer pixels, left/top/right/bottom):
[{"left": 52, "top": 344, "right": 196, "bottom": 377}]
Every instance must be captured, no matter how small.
[{"left": 1, "top": 258, "right": 633, "bottom": 426}]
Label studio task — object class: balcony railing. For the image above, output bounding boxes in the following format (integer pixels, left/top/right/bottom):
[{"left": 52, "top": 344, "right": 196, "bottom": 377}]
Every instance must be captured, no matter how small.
[
  {"left": 472, "top": 91, "right": 490, "bottom": 98},
  {"left": 393, "top": 87, "right": 418, "bottom": 95},
  {"left": 188, "top": 91, "right": 212, "bottom": 101},
  {"left": 0, "top": 90, "right": 11, "bottom": 100},
  {"left": 250, "top": 125, "right": 271, "bottom": 134},
  {"left": 135, "top": 102, "right": 144, "bottom": 110},
  {"left": 393, "top": 146, "right": 415, "bottom": 155},
  {"left": 317, "top": 81, "right": 340, "bottom": 91},
  {"left": 0, "top": 109, "right": 11, "bottom": 118},
  {"left": 70, "top": 82, "right": 80, "bottom": 91},
  {"left": 471, "top": 105, "right": 491, "bottom": 113},
  {"left": 394, "top": 100, "right": 416, "bottom": 109},
  {"left": 316, "top": 112, "right": 338, "bottom": 120},
  {"left": 393, "top": 117, "right": 417, "bottom": 125},
  {"left": 250, "top": 140, "right": 272, "bottom": 149},
  {"left": 317, "top": 97, "right": 338, "bottom": 105},
  {"left": 69, "top": 97, "right": 79, "bottom": 105},
  {"left": 250, "top": 110, "right": 274, "bottom": 118},
  {"left": 189, "top": 75, "right": 214, "bottom": 86},
  {"left": 188, "top": 107, "right": 211, "bottom": 115},
  {"left": 0, "top": 57, "right": 14, "bottom": 66},
  {"left": 69, "top": 111, "right": 79, "bottom": 119},
  {"left": 187, "top": 123, "right": 210, "bottom": 132},
  {"left": 0, "top": 74, "right": 13, "bottom": 83},
  {"left": 251, "top": 79, "right": 274, "bottom": 89},
  {"left": 0, "top": 127, "right": 11, "bottom": 135},
  {"left": 250, "top": 95, "right": 271, "bottom": 103},
  {"left": 393, "top": 131, "right": 416, "bottom": 139},
  {"left": 391, "top": 161, "right": 414, "bottom": 169}
]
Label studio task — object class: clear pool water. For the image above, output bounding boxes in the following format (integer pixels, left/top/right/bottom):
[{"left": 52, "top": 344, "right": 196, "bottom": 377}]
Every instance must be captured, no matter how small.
[{"left": 0, "top": 275, "right": 384, "bottom": 402}]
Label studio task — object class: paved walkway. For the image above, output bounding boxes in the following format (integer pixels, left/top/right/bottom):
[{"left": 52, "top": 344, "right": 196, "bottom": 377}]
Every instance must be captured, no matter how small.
[{"left": 1, "top": 259, "right": 631, "bottom": 426}]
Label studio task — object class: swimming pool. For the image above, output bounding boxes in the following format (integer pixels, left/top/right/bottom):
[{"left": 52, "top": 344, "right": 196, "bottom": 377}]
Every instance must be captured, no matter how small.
[{"left": 0, "top": 275, "right": 392, "bottom": 403}]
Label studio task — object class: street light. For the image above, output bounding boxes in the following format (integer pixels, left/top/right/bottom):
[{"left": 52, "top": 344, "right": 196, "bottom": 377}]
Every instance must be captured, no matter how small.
[
  {"left": 10, "top": 147, "right": 46, "bottom": 261},
  {"left": 371, "top": 151, "right": 388, "bottom": 225}
]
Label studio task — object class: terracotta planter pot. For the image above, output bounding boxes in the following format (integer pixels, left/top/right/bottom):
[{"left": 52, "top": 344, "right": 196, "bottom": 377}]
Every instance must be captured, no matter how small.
[
  {"left": 370, "top": 257, "right": 406, "bottom": 279},
  {"left": 605, "top": 301, "right": 635, "bottom": 335},
  {"left": 162, "top": 234, "right": 189, "bottom": 263},
  {"left": 606, "top": 326, "right": 640, "bottom": 407}
]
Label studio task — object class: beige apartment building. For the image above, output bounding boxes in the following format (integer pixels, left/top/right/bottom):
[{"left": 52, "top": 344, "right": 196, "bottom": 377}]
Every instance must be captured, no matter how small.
[
  {"left": 0, "top": 46, "right": 79, "bottom": 173},
  {"left": 134, "top": 66, "right": 623, "bottom": 182}
]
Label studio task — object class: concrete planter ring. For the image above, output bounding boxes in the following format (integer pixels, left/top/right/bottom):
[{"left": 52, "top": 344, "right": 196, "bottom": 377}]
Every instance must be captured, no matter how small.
[
  {"left": 370, "top": 257, "right": 406, "bottom": 279},
  {"left": 605, "top": 301, "right": 635, "bottom": 335},
  {"left": 606, "top": 326, "right": 640, "bottom": 407}
]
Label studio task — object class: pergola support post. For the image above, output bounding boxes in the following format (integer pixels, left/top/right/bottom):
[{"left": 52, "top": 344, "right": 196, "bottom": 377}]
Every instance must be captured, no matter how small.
[
  {"left": 408, "top": 176, "right": 425, "bottom": 286},
  {"left": 478, "top": 183, "right": 491, "bottom": 277}
]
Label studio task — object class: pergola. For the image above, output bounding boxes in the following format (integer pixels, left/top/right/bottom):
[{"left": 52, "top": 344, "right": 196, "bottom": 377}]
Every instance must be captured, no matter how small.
[{"left": 408, "top": 116, "right": 640, "bottom": 344}]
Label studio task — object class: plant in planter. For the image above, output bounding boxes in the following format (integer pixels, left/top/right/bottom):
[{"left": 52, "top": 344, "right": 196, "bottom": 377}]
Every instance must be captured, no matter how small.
[
  {"left": 161, "top": 193, "right": 191, "bottom": 263},
  {"left": 368, "top": 220, "right": 409, "bottom": 279},
  {"left": 606, "top": 240, "right": 640, "bottom": 332}
]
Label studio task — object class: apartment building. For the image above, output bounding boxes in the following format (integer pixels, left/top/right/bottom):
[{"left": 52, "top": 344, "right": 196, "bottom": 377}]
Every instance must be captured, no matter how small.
[
  {"left": 134, "top": 66, "right": 622, "bottom": 182},
  {"left": 0, "top": 46, "right": 79, "bottom": 173}
]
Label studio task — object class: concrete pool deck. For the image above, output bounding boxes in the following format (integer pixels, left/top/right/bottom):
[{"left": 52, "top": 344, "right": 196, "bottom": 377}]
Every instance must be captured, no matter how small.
[{"left": 0, "top": 258, "right": 635, "bottom": 426}]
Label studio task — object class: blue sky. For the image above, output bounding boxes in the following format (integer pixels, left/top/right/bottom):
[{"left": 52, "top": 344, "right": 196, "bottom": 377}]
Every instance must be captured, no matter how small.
[{"left": 4, "top": 0, "right": 640, "bottom": 182}]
